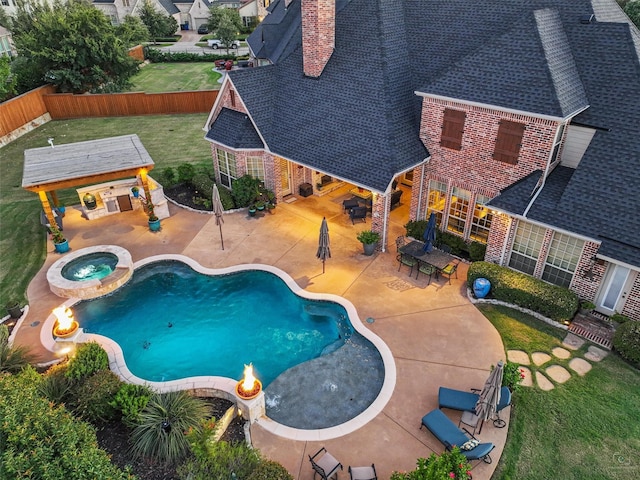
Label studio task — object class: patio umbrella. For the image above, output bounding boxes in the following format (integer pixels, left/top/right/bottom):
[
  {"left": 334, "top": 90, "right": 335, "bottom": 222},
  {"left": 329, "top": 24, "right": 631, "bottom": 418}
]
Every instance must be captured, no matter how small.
[
  {"left": 316, "top": 217, "right": 331, "bottom": 274},
  {"left": 212, "top": 184, "right": 225, "bottom": 250},
  {"left": 474, "top": 360, "right": 504, "bottom": 433},
  {"left": 422, "top": 212, "right": 437, "bottom": 252}
]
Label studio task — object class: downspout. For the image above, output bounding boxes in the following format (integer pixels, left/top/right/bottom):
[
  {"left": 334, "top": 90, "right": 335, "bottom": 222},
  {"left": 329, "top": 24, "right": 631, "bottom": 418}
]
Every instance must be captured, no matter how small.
[
  {"left": 416, "top": 162, "right": 426, "bottom": 220},
  {"left": 381, "top": 193, "right": 389, "bottom": 253}
]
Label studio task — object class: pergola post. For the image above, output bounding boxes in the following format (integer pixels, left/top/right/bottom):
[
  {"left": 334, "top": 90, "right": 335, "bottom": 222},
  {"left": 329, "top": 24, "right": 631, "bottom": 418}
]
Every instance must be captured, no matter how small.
[
  {"left": 139, "top": 169, "right": 153, "bottom": 213},
  {"left": 38, "top": 190, "right": 57, "bottom": 232},
  {"left": 50, "top": 190, "right": 60, "bottom": 208}
]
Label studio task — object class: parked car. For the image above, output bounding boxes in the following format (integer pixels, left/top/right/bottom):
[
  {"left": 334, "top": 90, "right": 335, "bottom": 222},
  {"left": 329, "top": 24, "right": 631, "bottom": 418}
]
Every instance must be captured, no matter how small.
[
  {"left": 207, "top": 39, "right": 241, "bottom": 49},
  {"left": 197, "top": 25, "right": 209, "bottom": 34}
]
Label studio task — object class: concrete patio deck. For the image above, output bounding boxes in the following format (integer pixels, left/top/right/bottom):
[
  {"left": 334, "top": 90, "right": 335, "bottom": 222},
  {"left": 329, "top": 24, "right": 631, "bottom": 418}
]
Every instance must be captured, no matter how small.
[{"left": 13, "top": 185, "right": 508, "bottom": 479}]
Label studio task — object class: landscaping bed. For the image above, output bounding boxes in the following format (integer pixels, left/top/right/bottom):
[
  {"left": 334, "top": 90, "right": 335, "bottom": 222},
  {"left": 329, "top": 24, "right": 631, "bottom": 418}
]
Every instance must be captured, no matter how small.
[{"left": 164, "top": 182, "right": 212, "bottom": 212}]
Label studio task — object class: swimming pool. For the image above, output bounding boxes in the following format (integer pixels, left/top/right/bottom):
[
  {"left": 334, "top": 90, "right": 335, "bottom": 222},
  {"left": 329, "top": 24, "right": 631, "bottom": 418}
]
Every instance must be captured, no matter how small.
[{"left": 74, "top": 261, "right": 357, "bottom": 385}]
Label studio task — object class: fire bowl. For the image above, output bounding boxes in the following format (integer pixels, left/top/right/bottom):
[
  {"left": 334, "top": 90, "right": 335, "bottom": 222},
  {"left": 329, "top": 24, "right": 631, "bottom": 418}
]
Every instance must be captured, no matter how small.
[{"left": 235, "top": 379, "right": 262, "bottom": 400}]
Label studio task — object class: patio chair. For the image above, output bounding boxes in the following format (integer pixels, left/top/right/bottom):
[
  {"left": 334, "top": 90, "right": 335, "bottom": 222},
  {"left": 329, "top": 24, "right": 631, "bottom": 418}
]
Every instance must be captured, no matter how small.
[
  {"left": 416, "top": 260, "right": 436, "bottom": 284},
  {"left": 397, "top": 253, "right": 417, "bottom": 276},
  {"left": 350, "top": 206, "right": 368, "bottom": 224},
  {"left": 395, "top": 235, "right": 407, "bottom": 252},
  {"left": 349, "top": 464, "right": 377, "bottom": 480},
  {"left": 309, "top": 447, "right": 343, "bottom": 480},
  {"left": 439, "top": 259, "right": 460, "bottom": 284},
  {"left": 439, "top": 244, "right": 452, "bottom": 254},
  {"left": 420, "top": 409, "right": 494, "bottom": 464},
  {"left": 343, "top": 197, "right": 360, "bottom": 213}
]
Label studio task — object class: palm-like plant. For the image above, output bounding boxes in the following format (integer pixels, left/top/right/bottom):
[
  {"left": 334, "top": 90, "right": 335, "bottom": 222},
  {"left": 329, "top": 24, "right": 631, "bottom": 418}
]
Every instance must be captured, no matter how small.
[
  {"left": 0, "top": 324, "right": 35, "bottom": 374},
  {"left": 130, "top": 390, "right": 210, "bottom": 464}
]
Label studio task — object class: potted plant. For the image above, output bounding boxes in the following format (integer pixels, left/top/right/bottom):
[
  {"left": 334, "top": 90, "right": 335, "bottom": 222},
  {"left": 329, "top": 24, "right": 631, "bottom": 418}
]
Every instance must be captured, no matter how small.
[
  {"left": 357, "top": 230, "right": 380, "bottom": 256},
  {"left": 50, "top": 225, "right": 69, "bottom": 253},
  {"left": 248, "top": 204, "right": 257, "bottom": 217},
  {"left": 142, "top": 197, "right": 161, "bottom": 231},
  {"left": 5, "top": 300, "right": 22, "bottom": 319},
  {"left": 131, "top": 186, "right": 140, "bottom": 198}
]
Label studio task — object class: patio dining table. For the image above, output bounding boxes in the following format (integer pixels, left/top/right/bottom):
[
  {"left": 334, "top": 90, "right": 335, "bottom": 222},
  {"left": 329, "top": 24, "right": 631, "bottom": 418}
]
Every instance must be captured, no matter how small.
[{"left": 398, "top": 240, "right": 456, "bottom": 271}]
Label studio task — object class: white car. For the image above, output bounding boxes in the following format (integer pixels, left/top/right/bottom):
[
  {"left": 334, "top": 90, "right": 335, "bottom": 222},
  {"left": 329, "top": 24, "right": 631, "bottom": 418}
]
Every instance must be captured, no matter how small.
[{"left": 207, "top": 39, "right": 241, "bottom": 49}]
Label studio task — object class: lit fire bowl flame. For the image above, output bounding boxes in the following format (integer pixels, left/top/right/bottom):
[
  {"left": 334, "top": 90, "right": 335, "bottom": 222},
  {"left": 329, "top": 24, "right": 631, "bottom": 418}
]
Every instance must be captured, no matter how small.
[
  {"left": 52, "top": 307, "right": 79, "bottom": 338},
  {"left": 235, "top": 363, "right": 262, "bottom": 400}
]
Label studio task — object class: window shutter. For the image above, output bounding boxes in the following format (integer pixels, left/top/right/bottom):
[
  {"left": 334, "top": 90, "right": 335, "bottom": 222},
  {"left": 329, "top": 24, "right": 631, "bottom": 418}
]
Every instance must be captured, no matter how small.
[
  {"left": 440, "top": 109, "right": 466, "bottom": 150},
  {"left": 493, "top": 120, "right": 525, "bottom": 164}
]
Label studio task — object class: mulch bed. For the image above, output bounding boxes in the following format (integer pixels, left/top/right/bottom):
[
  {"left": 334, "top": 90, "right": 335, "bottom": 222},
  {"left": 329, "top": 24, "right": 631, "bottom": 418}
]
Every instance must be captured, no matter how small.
[
  {"left": 164, "top": 183, "right": 212, "bottom": 212},
  {"left": 95, "top": 397, "right": 246, "bottom": 480}
]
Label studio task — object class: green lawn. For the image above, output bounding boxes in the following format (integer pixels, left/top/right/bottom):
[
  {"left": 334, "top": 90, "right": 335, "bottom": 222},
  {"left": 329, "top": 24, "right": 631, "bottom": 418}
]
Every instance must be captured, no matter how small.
[
  {"left": 129, "top": 63, "right": 222, "bottom": 92},
  {"left": 480, "top": 304, "right": 640, "bottom": 480},
  {"left": 0, "top": 115, "right": 211, "bottom": 309}
]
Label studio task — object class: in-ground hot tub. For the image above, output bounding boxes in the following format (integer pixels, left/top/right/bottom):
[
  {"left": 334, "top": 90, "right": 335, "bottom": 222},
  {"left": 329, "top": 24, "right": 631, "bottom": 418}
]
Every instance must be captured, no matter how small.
[{"left": 47, "top": 245, "right": 133, "bottom": 299}]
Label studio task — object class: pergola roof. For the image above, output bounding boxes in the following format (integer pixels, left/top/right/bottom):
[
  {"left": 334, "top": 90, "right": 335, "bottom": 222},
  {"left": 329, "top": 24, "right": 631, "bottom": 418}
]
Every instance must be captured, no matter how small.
[{"left": 22, "top": 134, "right": 155, "bottom": 192}]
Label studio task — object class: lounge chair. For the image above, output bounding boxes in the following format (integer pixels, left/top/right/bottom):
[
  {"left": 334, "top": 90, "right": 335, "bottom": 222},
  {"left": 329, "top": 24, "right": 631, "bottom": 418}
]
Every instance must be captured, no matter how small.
[
  {"left": 420, "top": 409, "right": 494, "bottom": 464},
  {"left": 439, "top": 386, "right": 512, "bottom": 428},
  {"left": 309, "top": 447, "right": 342, "bottom": 480}
]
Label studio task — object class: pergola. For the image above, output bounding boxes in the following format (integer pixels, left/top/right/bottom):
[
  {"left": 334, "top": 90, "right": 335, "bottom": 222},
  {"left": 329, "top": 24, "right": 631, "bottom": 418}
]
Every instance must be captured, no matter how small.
[{"left": 22, "top": 134, "right": 155, "bottom": 230}]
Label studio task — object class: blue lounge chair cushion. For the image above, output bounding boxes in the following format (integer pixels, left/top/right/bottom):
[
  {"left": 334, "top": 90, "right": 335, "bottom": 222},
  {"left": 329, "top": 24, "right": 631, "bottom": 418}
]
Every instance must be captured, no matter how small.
[
  {"left": 438, "top": 387, "right": 479, "bottom": 412},
  {"left": 421, "top": 409, "right": 494, "bottom": 461}
]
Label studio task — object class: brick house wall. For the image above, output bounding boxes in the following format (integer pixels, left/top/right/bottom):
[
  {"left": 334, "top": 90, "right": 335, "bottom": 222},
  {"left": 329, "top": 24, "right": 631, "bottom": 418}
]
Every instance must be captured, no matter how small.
[{"left": 301, "top": 0, "right": 335, "bottom": 78}]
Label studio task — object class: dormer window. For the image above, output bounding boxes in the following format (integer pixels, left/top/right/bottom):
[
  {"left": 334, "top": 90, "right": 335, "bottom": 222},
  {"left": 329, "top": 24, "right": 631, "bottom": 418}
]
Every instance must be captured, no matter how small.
[
  {"left": 493, "top": 120, "right": 525, "bottom": 164},
  {"left": 440, "top": 108, "right": 466, "bottom": 150}
]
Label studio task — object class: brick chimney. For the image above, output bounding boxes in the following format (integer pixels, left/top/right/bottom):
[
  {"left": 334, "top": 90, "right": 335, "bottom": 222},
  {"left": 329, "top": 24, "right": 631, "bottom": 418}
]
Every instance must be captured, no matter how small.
[{"left": 301, "top": 0, "right": 335, "bottom": 78}]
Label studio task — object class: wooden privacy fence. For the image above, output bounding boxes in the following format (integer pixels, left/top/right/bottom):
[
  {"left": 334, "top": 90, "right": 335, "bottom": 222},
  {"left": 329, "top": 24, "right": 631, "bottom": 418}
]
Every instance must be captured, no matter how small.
[
  {"left": 43, "top": 90, "right": 219, "bottom": 119},
  {"left": 0, "top": 85, "right": 55, "bottom": 137}
]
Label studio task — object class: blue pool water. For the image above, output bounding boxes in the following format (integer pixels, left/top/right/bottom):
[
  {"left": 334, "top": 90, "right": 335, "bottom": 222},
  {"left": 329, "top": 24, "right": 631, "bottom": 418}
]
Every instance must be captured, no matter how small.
[
  {"left": 74, "top": 261, "right": 354, "bottom": 386},
  {"left": 62, "top": 252, "right": 118, "bottom": 281}
]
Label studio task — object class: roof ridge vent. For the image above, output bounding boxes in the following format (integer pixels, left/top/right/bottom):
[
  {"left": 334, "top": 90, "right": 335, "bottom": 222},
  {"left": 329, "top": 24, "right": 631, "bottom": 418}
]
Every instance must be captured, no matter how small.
[{"left": 580, "top": 14, "right": 595, "bottom": 24}]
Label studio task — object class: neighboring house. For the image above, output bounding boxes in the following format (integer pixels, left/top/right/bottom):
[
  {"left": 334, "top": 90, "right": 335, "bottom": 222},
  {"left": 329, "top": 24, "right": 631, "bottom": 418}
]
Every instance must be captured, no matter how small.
[
  {"left": 1, "top": 0, "right": 212, "bottom": 30},
  {"left": 207, "top": 0, "right": 640, "bottom": 322},
  {"left": 0, "top": 26, "right": 15, "bottom": 57},
  {"left": 239, "top": 0, "right": 270, "bottom": 27}
]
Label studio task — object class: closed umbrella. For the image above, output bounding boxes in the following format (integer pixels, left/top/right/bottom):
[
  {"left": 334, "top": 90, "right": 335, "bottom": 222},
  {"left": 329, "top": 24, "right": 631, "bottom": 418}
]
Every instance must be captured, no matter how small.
[
  {"left": 316, "top": 217, "right": 331, "bottom": 274},
  {"left": 422, "top": 212, "right": 437, "bottom": 252},
  {"left": 474, "top": 360, "right": 504, "bottom": 433},
  {"left": 212, "top": 184, "right": 225, "bottom": 250}
]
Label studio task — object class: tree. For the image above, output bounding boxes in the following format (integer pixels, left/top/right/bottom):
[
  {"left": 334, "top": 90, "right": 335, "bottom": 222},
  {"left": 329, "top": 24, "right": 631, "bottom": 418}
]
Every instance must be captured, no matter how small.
[
  {"left": 206, "top": 6, "right": 242, "bottom": 37},
  {"left": 138, "top": 0, "right": 178, "bottom": 43},
  {"left": 0, "top": 5, "right": 11, "bottom": 28},
  {"left": 115, "top": 14, "right": 150, "bottom": 48},
  {"left": 624, "top": 0, "right": 640, "bottom": 28},
  {"left": 11, "top": 0, "right": 138, "bottom": 93},
  {"left": 0, "top": 56, "right": 16, "bottom": 102}
]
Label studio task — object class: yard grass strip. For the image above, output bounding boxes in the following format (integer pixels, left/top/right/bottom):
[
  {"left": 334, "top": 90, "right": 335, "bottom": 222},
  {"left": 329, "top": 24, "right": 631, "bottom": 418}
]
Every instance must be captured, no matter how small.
[{"left": 129, "top": 63, "right": 222, "bottom": 92}]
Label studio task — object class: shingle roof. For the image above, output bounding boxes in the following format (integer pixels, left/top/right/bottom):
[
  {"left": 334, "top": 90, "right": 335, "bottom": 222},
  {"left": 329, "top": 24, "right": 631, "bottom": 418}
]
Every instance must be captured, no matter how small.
[
  {"left": 158, "top": 0, "right": 180, "bottom": 15},
  {"left": 205, "top": 108, "right": 264, "bottom": 149}
]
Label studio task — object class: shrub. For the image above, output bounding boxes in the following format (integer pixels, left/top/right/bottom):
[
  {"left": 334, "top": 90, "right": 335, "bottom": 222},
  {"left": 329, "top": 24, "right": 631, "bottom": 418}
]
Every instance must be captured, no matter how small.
[
  {"left": 436, "top": 230, "right": 468, "bottom": 256},
  {"left": 357, "top": 230, "right": 381, "bottom": 244},
  {"left": 501, "top": 361, "right": 525, "bottom": 392},
  {"left": 246, "top": 459, "right": 294, "bottom": 480},
  {"left": 232, "top": 174, "right": 261, "bottom": 208},
  {"left": 38, "top": 363, "right": 73, "bottom": 405},
  {"left": 613, "top": 321, "right": 640, "bottom": 367},
  {"left": 143, "top": 47, "right": 245, "bottom": 63},
  {"left": 390, "top": 447, "right": 472, "bottom": 479},
  {"left": 72, "top": 370, "right": 123, "bottom": 423},
  {"left": 0, "top": 368, "right": 131, "bottom": 479},
  {"left": 467, "top": 262, "right": 579, "bottom": 322},
  {"left": 468, "top": 241, "right": 487, "bottom": 262},
  {"left": 177, "top": 440, "right": 261, "bottom": 480},
  {"left": 177, "top": 163, "right": 196, "bottom": 183},
  {"left": 191, "top": 172, "right": 214, "bottom": 194},
  {"left": 0, "top": 324, "right": 35, "bottom": 374},
  {"left": 131, "top": 390, "right": 211, "bottom": 464},
  {"left": 218, "top": 184, "right": 236, "bottom": 210},
  {"left": 162, "top": 166, "right": 177, "bottom": 187},
  {"left": 65, "top": 342, "right": 109, "bottom": 380},
  {"left": 110, "top": 383, "right": 153, "bottom": 427},
  {"left": 611, "top": 312, "right": 631, "bottom": 324},
  {"left": 404, "top": 219, "right": 429, "bottom": 240}
]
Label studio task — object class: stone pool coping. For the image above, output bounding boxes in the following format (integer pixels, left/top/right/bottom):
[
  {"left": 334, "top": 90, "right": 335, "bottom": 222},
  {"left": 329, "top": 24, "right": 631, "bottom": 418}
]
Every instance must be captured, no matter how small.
[
  {"left": 41, "top": 254, "right": 396, "bottom": 442},
  {"left": 46, "top": 245, "right": 133, "bottom": 300}
]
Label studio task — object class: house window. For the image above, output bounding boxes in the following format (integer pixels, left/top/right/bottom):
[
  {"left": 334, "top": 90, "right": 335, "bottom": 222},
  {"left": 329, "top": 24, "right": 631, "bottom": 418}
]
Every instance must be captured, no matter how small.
[
  {"left": 493, "top": 120, "right": 525, "bottom": 165},
  {"left": 542, "top": 233, "right": 584, "bottom": 287},
  {"left": 440, "top": 108, "right": 466, "bottom": 150},
  {"left": 470, "top": 194, "right": 493, "bottom": 243},
  {"left": 509, "top": 221, "right": 545, "bottom": 275},
  {"left": 217, "top": 149, "right": 237, "bottom": 188},
  {"left": 246, "top": 156, "right": 265, "bottom": 181},
  {"left": 550, "top": 123, "right": 565, "bottom": 163},
  {"left": 427, "top": 180, "right": 447, "bottom": 226},
  {"left": 1, "top": 0, "right": 10, "bottom": 6},
  {"left": 447, "top": 187, "right": 470, "bottom": 235}
]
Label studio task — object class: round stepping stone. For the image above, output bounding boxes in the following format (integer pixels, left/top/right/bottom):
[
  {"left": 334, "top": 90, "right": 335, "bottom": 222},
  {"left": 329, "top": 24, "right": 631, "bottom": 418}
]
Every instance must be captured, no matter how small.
[
  {"left": 551, "top": 347, "right": 571, "bottom": 359},
  {"left": 535, "top": 371, "right": 554, "bottom": 391},
  {"left": 532, "top": 352, "right": 551, "bottom": 366},
  {"left": 569, "top": 358, "right": 592, "bottom": 376},
  {"left": 507, "top": 350, "right": 530, "bottom": 365},
  {"left": 546, "top": 365, "right": 571, "bottom": 383},
  {"left": 519, "top": 366, "right": 533, "bottom": 387},
  {"left": 562, "top": 333, "right": 585, "bottom": 350},
  {"left": 584, "top": 345, "right": 609, "bottom": 362}
]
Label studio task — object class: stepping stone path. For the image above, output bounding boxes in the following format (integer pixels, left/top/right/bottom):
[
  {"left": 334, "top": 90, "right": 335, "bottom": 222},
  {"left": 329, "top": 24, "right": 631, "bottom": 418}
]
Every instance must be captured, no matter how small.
[
  {"left": 584, "top": 345, "right": 609, "bottom": 362},
  {"left": 569, "top": 358, "right": 592, "bottom": 376},
  {"left": 562, "top": 332, "right": 585, "bottom": 350},
  {"left": 507, "top": 350, "right": 530, "bottom": 365},
  {"left": 551, "top": 347, "right": 571, "bottom": 359},
  {"left": 531, "top": 352, "right": 551, "bottom": 366},
  {"left": 546, "top": 365, "right": 571, "bottom": 383},
  {"left": 535, "top": 371, "right": 554, "bottom": 391}
]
